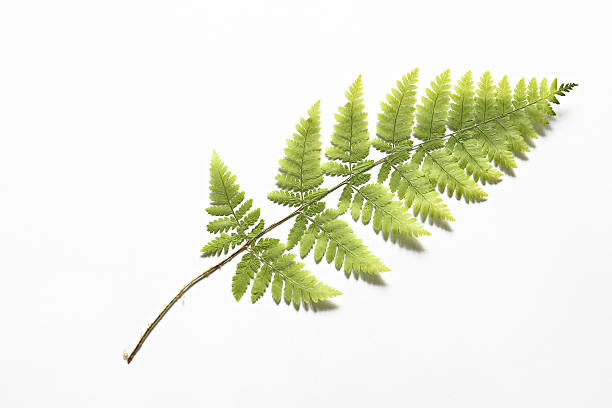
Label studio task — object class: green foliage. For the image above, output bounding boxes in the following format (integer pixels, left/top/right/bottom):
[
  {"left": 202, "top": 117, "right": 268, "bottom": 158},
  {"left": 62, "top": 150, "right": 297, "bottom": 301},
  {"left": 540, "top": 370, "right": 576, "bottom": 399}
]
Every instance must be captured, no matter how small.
[
  {"left": 445, "top": 71, "right": 503, "bottom": 185},
  {"left": 343, "top": 183, "right": 429, "bottom": 237},
  {"left": 412, "top": 70, "right": 452, "bottom": 151},
  {"left": 268, "top": 102, "right": 328, "bottom": 207},
  {"left": 324, "top": 76, "right": 370, "bottom": 170},
  {"left": 374, "top": 68, "right": 419, "bottom": 155},
  {"left": 126, "top": 70, "right": 577, "bottom": 367},
  {"left": 298, "top": 209, "right": 389, "bottom": 276},
  {"left": 201, "top": 151, "right": 264, "bottom": 256},
  {"left": 389, "top": 162, "right": 454, "bottom": 223},
  {"left": 243, "top": 239, "right": 342, "bottom": 308},
  {"left": 200, "top": 71, "right": 576, "bottom": 309},
  {"left": 202, "top": 153, "right": 340, "bottom": 308}
]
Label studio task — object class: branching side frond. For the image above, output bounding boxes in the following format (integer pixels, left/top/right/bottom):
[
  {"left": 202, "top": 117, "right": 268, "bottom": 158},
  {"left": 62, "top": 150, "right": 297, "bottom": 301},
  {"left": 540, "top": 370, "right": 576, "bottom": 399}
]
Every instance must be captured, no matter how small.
[
  {"left": 324, "top": 76, "right": 370, "bottom": 170},
  {"left": 268, "top": 102, "right": 327, "bottom": 207},
  {"left": 296, "top": 208, "right": 389, "bottom": 276},
  {"left": 374, "top": 68, "right": 419, "bottom": 155},
  {"left": 349, "top": 184, "right": 430, "bottom": 237},
  {"left": 389, "top": 162, "right": 455, "bottom": 223},
  {"left": 201, "top": 151, "right": 263, "bottom": 256},
  {"left": 244, "top": 239, "right": 341, "bottom": 308}
]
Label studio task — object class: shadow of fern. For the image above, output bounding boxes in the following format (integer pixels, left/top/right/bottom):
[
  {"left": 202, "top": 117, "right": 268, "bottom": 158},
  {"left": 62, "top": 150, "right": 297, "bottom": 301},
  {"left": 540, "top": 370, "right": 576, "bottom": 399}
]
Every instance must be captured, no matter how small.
[
  {"left": 425, "top": 217, "right": 453, "bottom": 232},
  {"left": 524, "top": 136, "right": 537, "bottom": 149},
  {"left": 385, "top": 232, "right": 426, "bottom": 253},
  {"left": 499, "top": 165, "right": 516, "bottom": 177},
  {"left": 299, "top": 299, "right": 339, "bottom": 313},
  {"left": 535, "top": 119, "right": 555, "bottom": 137},
  {"left": 513, "top": 151, "right": 530, "bottom": 161},
  {"left": 353, "top": 271, "right": 387, "bottom": 286}
]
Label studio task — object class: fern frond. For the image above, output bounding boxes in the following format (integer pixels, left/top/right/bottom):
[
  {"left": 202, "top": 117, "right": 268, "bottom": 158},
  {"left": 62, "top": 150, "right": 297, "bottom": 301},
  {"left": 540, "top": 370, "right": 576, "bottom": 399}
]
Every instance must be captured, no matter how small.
[
  {"left": 206, "top": 216, "right": 238, "bottom": 233},
  {"left": 240, "top": 240, "right": 341, "bottom": 307},
  {"left": 413, "top": 69, "right": 452, "bottom": 146},
  {"left": 200, "top": 232, "right": 244, "bottom": 257},
  {"left": 127, "top": 70, "right": 578, "bottom": 364},
  {"left": 325, "top": 76, "right": 370, "bottom": 167},
  {"left": 287, "top": 214, "right": 308, "bottom": 250},
  {"left": 270, "top": 253, "right": 342, "bottom": 307},
  {"left": 269, "top": 101, "right": 325, "bottom": 206},
  {"left": 267, "top": 190, "right": 303, "bottom": 207},
  {"left": 448, "top": 71, "right": 476, "bottom": 132},
  {"left": 350, "top": 184, "right": 429, "bottom": 237},
  {"left": 389, "top": 162, "right": 454, "bottom": 223},
  {"left": 321, "top": 162, "right": 351, "bottom": 176},
  {"left": 422, "top": 150, "right": 487, "bottom": 202},
  {"left": 201, "top": 151, "right": 263, "bottom": 256},
  {"left": 301, "top": 209, "right": 389, "bottom": 276},
  {"left": 449, "top": 139, "right": 503, "bottom": 184},
  {"left": 232, "top": 252, "right": 260, "bottom": 301},
  {"left": 374, "top": 68, "right": 419, "bottom": 154}
]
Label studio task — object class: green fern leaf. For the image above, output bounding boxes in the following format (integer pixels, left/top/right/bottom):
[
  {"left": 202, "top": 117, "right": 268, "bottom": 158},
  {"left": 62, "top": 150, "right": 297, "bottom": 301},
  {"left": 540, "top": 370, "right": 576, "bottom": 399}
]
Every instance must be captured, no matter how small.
[
  {"left": 247, "top": 219, "right": 265, "bottom": 240},
  {"left": 374, "top": 68, "right": 419, "bottom": 154},
  {"left": 448, "top": 71, "right": 476, "bottom": 132},
  {"left": 314, "top": 234, "right": 328, "bottom": 262},
  {"left": 450, "top": 139, "right": 503, "bottom": 184},
  {"left": 351, "top": 184, "right": 429, "bottom": 237},
  {"left": 246, "top": 240, "right": 341, "bottom": 307},
  {"left": 271, "top": 272, "right": 283, "bottom": 304},
  {"left": 299, "top": 229, "right": 316, "bottom": 258},
  {"left": 338, "top": 185, "right": 353, "bottom": 213},
  {"left": 269, "top": 101, "right": 324, "bottom": 205},
  {"left": 271, "top": 253, "right": 341, "bottom": 307},
  {"left": 303, "top": 201, "right": 326, "bottom": 216},
  {"left": 250, "top": 241, "right": 285, "bottom": 303},
  {"left": 201, "top": 151, "right": 264, "bottom": 256},
  {"left": 287, "top": 214, "right": 307, "bottom": 250},
  {"left": 267, "top": 190, "right": 302, "bottom": 207},
  {"left": 277, "top": 259, "right": 342, "bottom": 306},
  {"left": 201, "top": 233, "right": 242, "bottom": 257},
  {"left": 232, "top": 252, "right": 260, "bottom": 301},
  {"left": 306, "top": 209, "right": 389, "bottom": 276},
  {"left": 422, "top": 149, "right": 487, "bottom": 202},
  {"left": 325, "top": 76, "right": 370, "bottom": 166},
  {"left": 321, "top": 162, "right": 350, "bottom": 176},
  {"left": 241, "top": 209, "right": 261, "bottom": 230},
  {"left": 251, "top": 263, "right": 273, "bottom": 303},
  {"left": 377, "top": 161, "right": 392, "bottom": 183},
  {"left": 389, "top": 162, "right": 454, "bottom": 223},
  {"left": 413, "top": 69, "right": 452, "bottom": 146},
  {"left": 206, "top": 216, "right": 238, "bottom": 233}
]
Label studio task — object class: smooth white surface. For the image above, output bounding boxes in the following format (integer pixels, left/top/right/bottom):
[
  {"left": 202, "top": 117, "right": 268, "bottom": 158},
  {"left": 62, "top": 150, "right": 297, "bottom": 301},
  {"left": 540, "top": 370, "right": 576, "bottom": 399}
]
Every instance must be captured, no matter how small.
[{"left": 1, "top": 0, "right": 611, "bottom": 406}]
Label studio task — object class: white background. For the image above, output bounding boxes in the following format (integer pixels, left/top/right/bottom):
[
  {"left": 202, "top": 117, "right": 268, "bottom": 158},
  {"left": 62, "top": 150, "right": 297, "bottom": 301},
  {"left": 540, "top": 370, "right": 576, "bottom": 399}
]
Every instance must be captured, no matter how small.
[{"left": 1, "top": 0, "right": 611, "bottom": 406}]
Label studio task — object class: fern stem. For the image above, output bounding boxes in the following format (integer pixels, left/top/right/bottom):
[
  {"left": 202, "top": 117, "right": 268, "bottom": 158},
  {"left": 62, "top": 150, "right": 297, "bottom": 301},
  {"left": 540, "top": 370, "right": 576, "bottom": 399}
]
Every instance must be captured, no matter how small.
[{"left": 126, "top": 91, "right": 564, "bottom": 364}]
